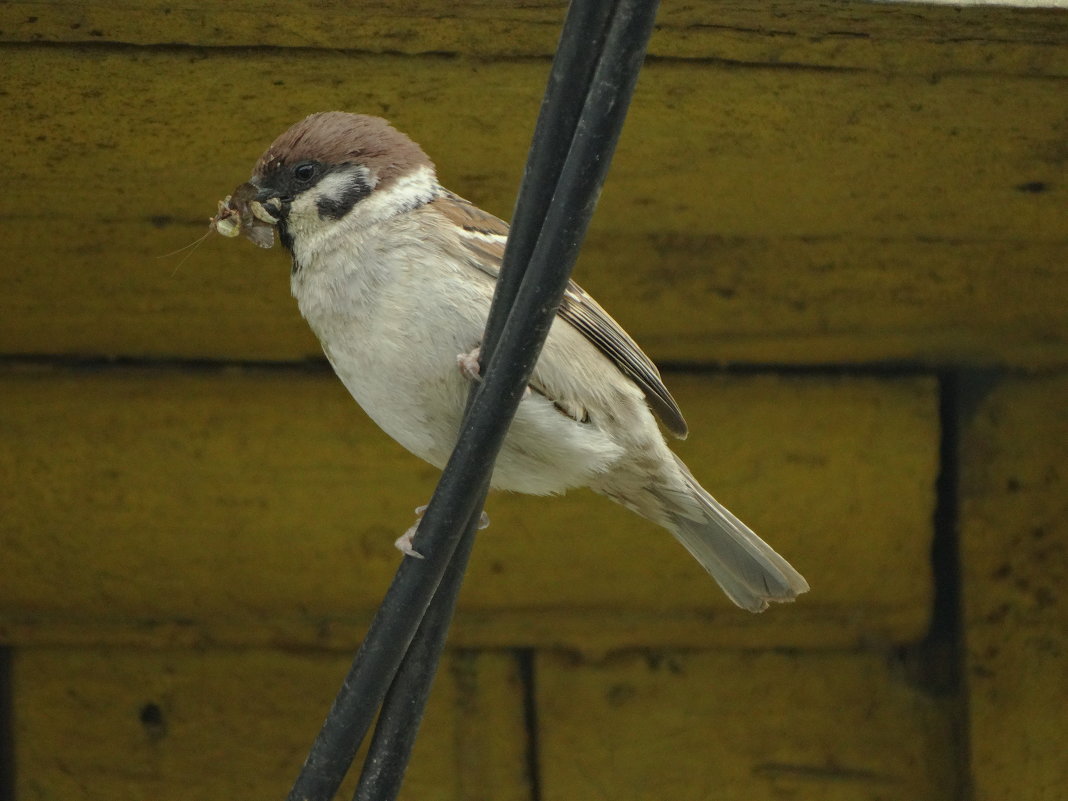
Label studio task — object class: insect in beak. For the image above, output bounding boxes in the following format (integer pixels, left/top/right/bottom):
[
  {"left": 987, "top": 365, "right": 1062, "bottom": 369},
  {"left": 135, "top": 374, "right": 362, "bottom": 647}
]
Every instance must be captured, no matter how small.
[{"left": 210, "top": 181, "right": 276, "bottom": 248}]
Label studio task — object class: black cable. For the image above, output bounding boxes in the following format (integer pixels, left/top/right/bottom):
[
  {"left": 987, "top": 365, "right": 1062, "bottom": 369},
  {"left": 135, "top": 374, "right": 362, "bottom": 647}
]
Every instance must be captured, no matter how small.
[
  {"left": 351, "top": 500, "right": 482, "bottom": 801},
  {"left": 479, "top": 0, "right": 616, "bottom": 356},
  {"left": 286, "top": 2, "right": 661, "bottom": 799},
  {"left": 349, "top": 3, "right": 659, "bottom": 797}
]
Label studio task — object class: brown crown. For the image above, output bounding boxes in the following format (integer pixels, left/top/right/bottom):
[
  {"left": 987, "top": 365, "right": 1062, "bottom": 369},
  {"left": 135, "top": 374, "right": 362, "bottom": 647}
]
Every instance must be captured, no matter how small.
[{"left": 254, "top": 112, "right": 433, "bottom": 188}]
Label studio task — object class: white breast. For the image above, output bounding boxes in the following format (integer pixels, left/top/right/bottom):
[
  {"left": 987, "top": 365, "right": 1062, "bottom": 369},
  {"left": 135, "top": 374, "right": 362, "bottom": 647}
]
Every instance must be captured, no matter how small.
[{"left": 290, "top": 215, "right": 627, "bottom": 496}]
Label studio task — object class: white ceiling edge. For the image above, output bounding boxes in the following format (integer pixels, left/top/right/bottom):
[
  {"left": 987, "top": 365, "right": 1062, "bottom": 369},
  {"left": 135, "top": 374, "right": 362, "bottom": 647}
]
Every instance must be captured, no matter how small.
[{"left": 885, "top": 0, "right": 1068, "bottom": 6}]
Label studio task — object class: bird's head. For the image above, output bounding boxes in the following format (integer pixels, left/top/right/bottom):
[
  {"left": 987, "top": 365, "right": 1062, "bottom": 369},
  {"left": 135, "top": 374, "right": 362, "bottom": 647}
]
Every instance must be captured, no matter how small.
[{"left": 230, "top": 112, "right": 438, "bottom": 254}]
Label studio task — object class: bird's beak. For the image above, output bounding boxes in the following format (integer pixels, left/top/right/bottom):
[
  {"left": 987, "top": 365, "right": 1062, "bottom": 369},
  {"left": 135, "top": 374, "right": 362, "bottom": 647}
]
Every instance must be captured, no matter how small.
[
  {"left": 242, "top": 180, "right": 285, "bottom": 225},
  {"left": 210, "top": 179, "right": 279, "bottom": 249}
]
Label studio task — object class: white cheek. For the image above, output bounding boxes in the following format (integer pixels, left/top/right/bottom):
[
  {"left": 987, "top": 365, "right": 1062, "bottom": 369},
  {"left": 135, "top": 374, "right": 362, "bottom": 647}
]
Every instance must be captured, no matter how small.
[
  {"left": 291, "top": 169, "right": 371, "bottom": 221},
  {"left": 316, "top": 170, "right": 371, "bottom": 206},
  {"left": 289, "top": 164, "right": 439, "bottom": 265},
  {"left": 287, "top": 192, "right": 320, "bottom": 226},
  {"left": 286, "top": 169, "right": 368, "bottom": 243}
]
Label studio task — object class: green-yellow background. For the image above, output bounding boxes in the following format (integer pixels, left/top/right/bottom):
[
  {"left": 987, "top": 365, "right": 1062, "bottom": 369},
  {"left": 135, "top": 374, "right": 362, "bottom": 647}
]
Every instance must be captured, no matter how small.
[{"left": 1, "top": 2, "right": 1065, "bottom": 799}]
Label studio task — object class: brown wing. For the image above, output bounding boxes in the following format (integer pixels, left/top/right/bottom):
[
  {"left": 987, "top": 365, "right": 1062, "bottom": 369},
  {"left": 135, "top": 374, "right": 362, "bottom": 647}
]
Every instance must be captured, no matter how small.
[
  {"left": 556, "top": 282, "right": 688, "bottom": 438},
  {"left": 428, "top": 192, "right": 689, "bottom": 439},
  {"left": 430, "top": 190, "right": 511, "bottom": 237}
]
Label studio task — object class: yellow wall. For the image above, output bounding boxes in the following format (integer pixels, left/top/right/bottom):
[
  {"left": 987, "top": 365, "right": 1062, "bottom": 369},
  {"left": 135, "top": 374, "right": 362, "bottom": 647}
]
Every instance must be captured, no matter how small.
[{"left": 1, "top": 2, "right": 1066, "bottom": 799}]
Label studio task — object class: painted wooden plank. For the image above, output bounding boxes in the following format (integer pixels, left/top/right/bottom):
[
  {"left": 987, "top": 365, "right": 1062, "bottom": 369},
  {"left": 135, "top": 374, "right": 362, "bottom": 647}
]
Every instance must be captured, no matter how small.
[
  {"left": 0, "top": 367, "right": 938, "bottom": 648},
  {"left": 2, "top": 48, "right": 1065, "bottom": 366},
  {"left": 537, "top": 649, "right": 959, "bottom": 800},
  {"left": 4, "top": 48, "right": 1062, "bottom": 242},
  {"left": 960, "top": 375, "right": 1068, "bottom": 801},
  {"left": 5, "top": 220, "right": 1067, "bottom": 367},
  {"left": 12, "top": 646, "right": 530, "bottom": 801},
  {"left": 1, "top": 1, "right": 1065, "bottom": 76}
]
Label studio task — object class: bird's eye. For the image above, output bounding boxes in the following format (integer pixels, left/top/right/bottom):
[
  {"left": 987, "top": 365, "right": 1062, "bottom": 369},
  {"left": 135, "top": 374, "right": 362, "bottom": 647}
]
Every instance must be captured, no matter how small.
[{"left": 293, "top": 162, "right": 318, "bottom": 183}]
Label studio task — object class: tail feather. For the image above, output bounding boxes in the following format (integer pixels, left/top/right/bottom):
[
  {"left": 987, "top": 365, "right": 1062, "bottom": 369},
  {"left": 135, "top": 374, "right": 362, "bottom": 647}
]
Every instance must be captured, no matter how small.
[{"left": 663, "top": 456, "right": 809, "bottom": 612}]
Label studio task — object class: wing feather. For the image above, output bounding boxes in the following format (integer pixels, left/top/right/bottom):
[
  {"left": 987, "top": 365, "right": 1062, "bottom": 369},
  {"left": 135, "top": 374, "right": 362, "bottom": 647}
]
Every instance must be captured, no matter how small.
[{"left": 427, "top": 192, "right": 688, "bottom": 438}]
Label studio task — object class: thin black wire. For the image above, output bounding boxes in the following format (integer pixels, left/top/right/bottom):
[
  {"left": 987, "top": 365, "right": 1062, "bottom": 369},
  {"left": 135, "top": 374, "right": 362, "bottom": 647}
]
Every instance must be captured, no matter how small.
[{"left": 286, "top": 2, "right": 661, "bottom": 799}]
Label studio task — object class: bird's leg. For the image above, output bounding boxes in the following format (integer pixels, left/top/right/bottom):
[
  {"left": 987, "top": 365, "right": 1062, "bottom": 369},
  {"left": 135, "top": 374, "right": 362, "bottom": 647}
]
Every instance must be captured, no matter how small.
[{"left": 393, "top": 504, "right": 490, "bottom": 558}]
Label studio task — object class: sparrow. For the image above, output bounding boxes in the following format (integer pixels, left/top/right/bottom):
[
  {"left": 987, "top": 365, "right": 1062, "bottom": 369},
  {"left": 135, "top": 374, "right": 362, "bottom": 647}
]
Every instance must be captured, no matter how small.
[{"left": 216, "top": 111, "right": 809, "bottom": 612}]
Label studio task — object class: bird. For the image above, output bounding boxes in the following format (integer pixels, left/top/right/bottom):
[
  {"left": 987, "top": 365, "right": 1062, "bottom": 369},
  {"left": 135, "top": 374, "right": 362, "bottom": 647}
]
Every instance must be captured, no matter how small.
[{"left": 218, "top": 111, "right": 809, "bottom": 612}]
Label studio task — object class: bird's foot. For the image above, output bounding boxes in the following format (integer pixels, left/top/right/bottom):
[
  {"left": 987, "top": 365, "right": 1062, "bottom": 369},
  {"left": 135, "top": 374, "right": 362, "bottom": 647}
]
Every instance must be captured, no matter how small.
[
  {"left": 394, "top": 504, "right": 429, "bottom": 558},
  {"left": 394, "top": 524, "right": 424, "bottom": 559},
  {"left": 393, "top": 505, "right": 490, "bottom": 558},
  {"left": 457, "top": 347, "right": 533, "bottom": 400},
  {"left": 457, "top": 347, "right": 482, "bottom": 381}
]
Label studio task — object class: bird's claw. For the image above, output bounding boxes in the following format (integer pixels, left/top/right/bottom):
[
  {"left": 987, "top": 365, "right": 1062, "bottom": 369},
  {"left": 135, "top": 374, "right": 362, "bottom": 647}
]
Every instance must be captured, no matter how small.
[
  {"left": 457, "top": 348, "right": 533, "bottom": 401},
  {"left": 395, "top": 505, "right": 489, "bottom": 558},
  {"left": 457, "top": 348, "right": 482, "bottom": 381},
  {"left": 394, "top": 525, "right": 425, "bottom": 559}
]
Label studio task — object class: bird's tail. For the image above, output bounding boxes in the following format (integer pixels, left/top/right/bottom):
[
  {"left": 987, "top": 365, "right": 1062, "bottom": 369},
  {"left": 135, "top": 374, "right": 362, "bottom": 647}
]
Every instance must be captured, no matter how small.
[{"left": 656, "top": 455, "right": 809, "bottom": 612}]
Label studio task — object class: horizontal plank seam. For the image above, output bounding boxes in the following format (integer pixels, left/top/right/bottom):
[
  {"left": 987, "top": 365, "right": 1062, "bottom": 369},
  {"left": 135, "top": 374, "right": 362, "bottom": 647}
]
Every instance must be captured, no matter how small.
[
  {"left": 2, "top": 40, "right": 1067, "bottom": 79},
  {"left": 10, "top": 216, "right": 1068, "bottom": 245},
  {"left": 0, "top": 352, "right": 945, "bottom": 379}
]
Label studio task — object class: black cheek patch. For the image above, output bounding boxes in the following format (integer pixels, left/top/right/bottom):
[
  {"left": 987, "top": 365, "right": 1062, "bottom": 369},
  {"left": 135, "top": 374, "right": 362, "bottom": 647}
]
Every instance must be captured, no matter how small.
[
  {"left": 278, "top": 220, "right": 295, "bottom": 252},
  {"left": 316, "top": 174, "right": 373, "bottom": 220}
]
